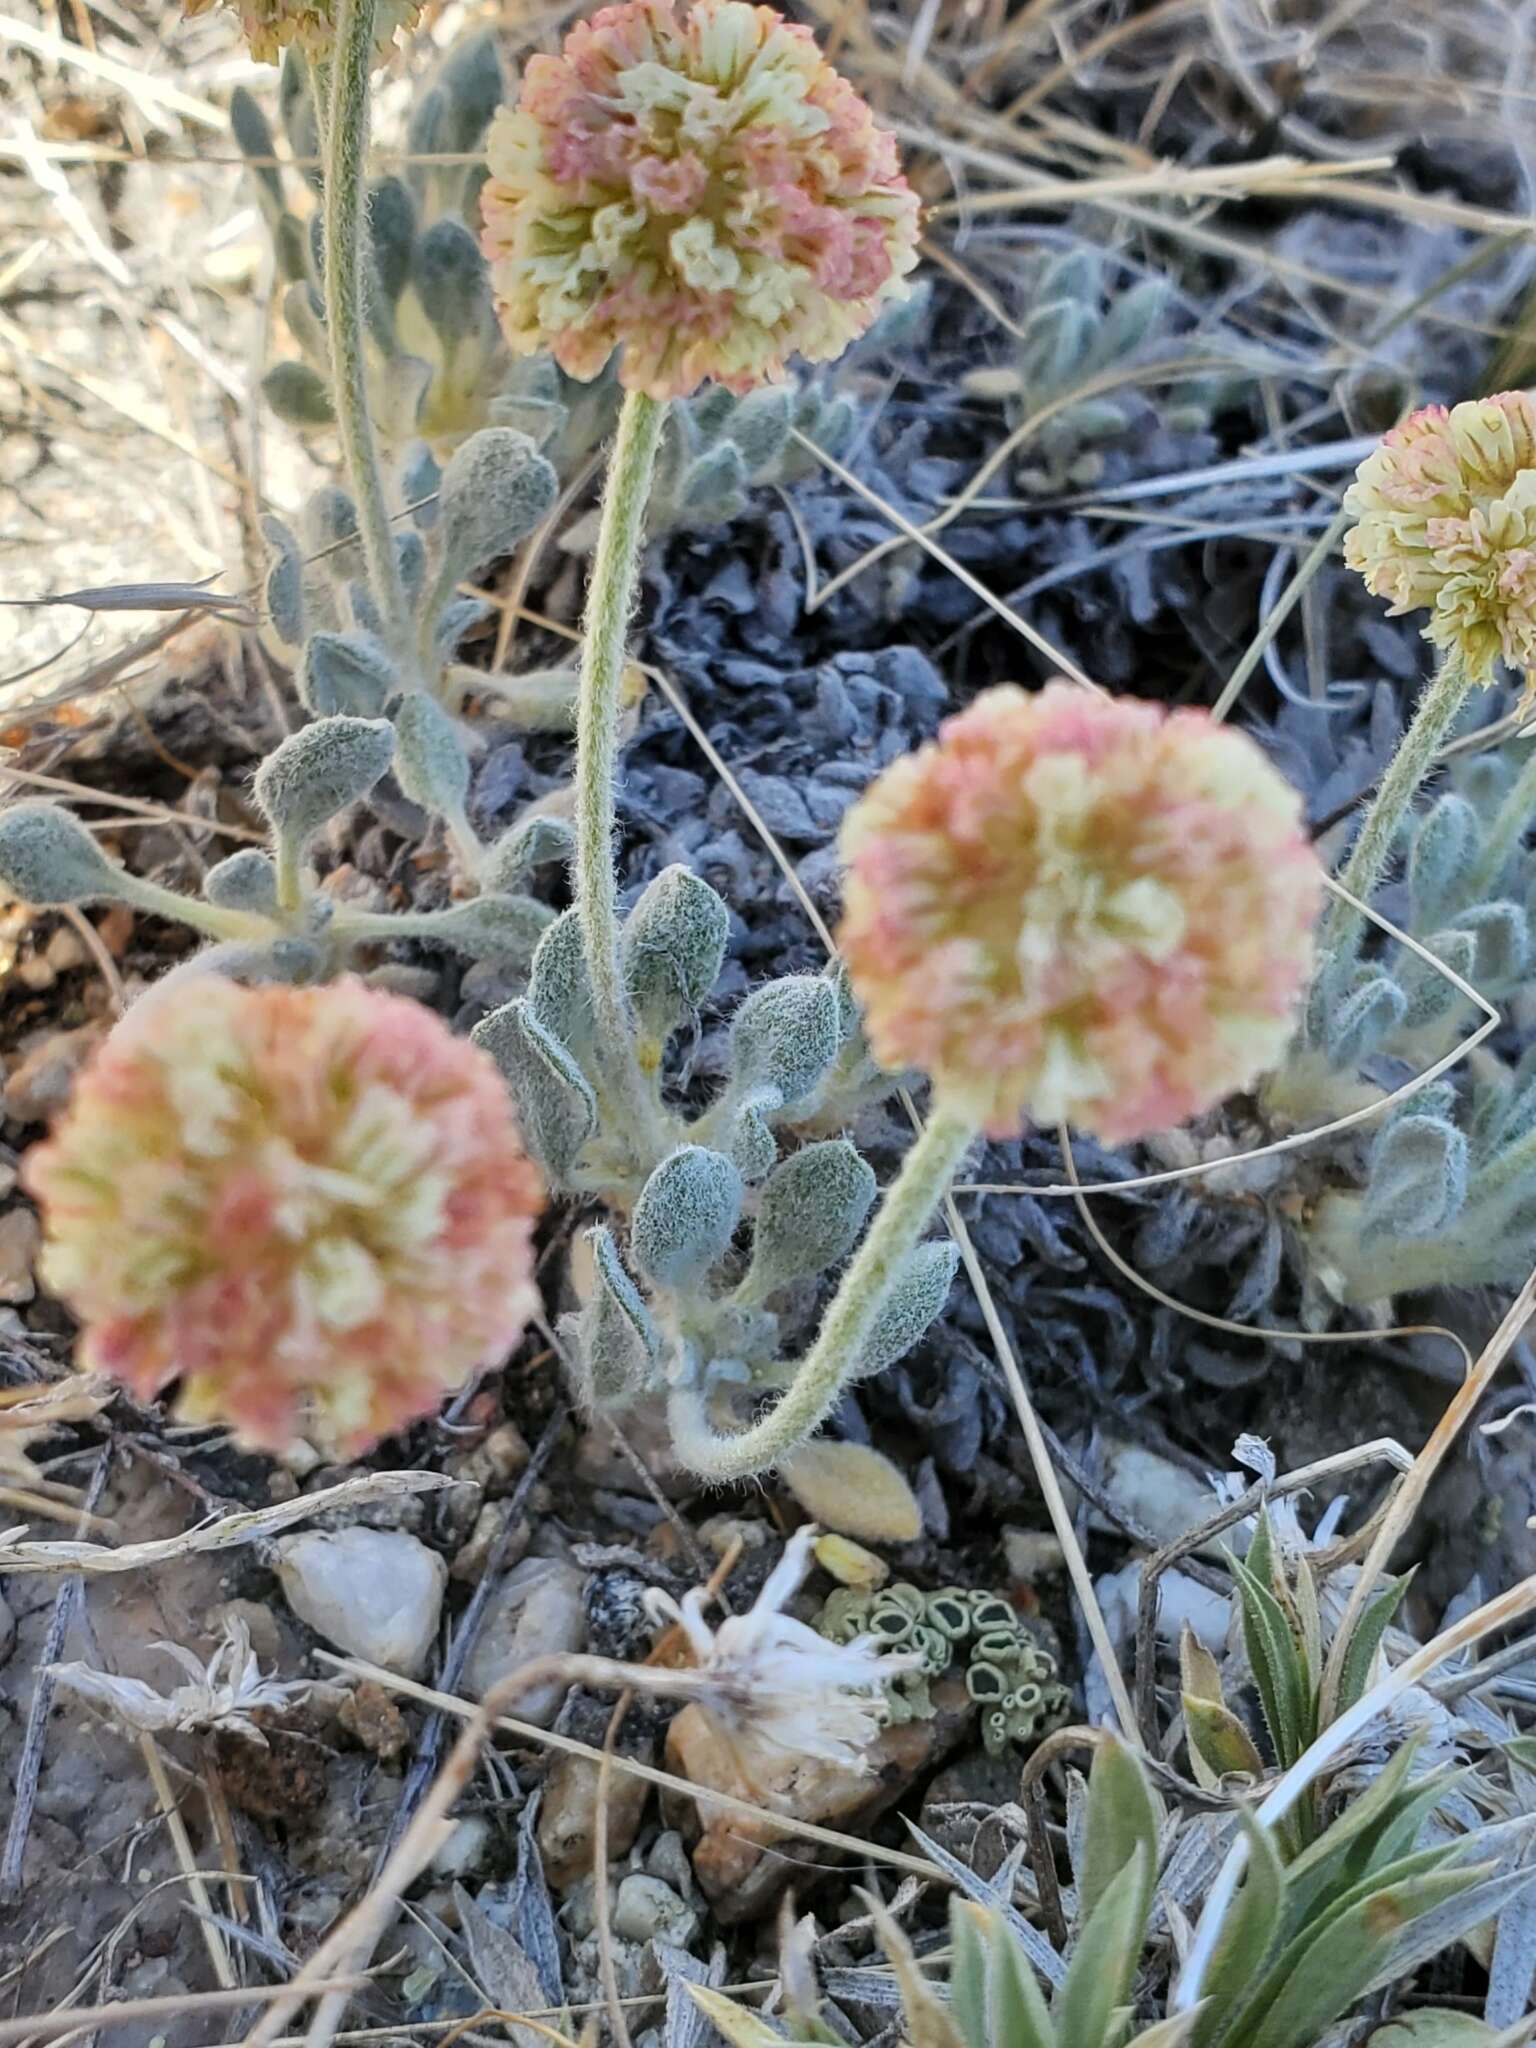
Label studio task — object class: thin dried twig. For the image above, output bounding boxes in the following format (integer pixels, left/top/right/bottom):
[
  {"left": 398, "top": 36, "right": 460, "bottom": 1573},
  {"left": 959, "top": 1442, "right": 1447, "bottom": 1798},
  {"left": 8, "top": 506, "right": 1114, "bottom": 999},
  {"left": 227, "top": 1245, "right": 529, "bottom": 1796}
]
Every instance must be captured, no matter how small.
[{"left": 0, "top": 1471, "right": 457, "bottom": 1575}]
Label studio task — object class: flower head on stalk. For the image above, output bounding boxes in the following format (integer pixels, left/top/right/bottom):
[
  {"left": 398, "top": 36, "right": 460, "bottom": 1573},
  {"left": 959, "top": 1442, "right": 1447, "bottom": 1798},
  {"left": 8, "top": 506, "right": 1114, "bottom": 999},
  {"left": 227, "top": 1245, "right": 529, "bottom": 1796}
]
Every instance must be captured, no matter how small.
[
  {"left": 836, "top": 682, "right": 1322, "bottom": 1146},
  {"left": 480, "top": 0, "right": 920, "bottom": 398},
  {"left": 1344, "top": 391, "right": 1536, "bottom": 693},
  {"left": 181, "top": 0, "right": 420, "bottom": 64},
  {"left": 645, "top": 1524, "right": 916, "bottom": 1776},
  {"left": 25, "top": 979, "right": 543, "bottom": 1454}
]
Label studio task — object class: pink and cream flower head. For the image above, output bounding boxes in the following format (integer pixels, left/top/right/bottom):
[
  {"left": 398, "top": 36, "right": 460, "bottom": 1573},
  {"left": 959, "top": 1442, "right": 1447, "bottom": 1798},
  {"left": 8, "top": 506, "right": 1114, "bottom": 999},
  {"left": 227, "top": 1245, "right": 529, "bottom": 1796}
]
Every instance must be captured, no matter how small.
[
  {"left": 1344, "top": 391, "right": 1536, "bottom": 692},
  {"left": 181, "top": 0, "right": 421, "bottom": 63},
  {"left": 480, "top": 0, "right": 920, "bottom": 399},
  {"left": 836, "top": 683, "right": 1322, "bottom": 1146},
  {"left": 25, "top": 979, "right": 543, "bottom": 1455}
]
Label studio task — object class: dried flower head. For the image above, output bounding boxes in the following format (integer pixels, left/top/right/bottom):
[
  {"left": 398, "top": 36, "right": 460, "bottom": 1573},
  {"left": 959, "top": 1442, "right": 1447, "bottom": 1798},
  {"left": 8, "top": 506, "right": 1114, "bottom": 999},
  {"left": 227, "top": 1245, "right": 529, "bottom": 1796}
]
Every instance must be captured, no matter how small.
[
  {"left": 645, "top": 1524, "right": 916, "bottom": 1778},
  {"left": 480, "top": 0, "right": 920, "bottom": 399},
  {"left": 25, "top": 979, "right": 543, "bottom": 1455},
  {"left": 50, "top": 1617, "right": 308, "bottom": 1744},
  {"left": 837, "top": 682, "right": 1322, "bottom": 1145},
  {"left": 181, "top": 0, "right": 420, "bottom": 65},
  {"left": 1344, "top": 392, "right": 1536, "bottom": 689}
]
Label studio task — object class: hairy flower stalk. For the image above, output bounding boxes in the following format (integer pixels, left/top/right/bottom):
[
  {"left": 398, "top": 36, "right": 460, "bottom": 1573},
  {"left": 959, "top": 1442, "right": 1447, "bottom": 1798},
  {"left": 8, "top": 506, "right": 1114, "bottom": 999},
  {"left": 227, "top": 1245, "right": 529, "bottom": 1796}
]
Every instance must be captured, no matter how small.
[
  {"left": 675, "top": 684, "right": 1322, "bottom": 1479},
  {"left": 478, "top": 0, "right": 918, "bottom": 1164},
  {"left": 321, "top": 0, "right": 411, "bottom": 653},
  {"left": 1327, "top": 393, "right": 1536, "bottom": 957},
  {"left": 26, "top": 980, "right": 543, "bottom": 1454}
]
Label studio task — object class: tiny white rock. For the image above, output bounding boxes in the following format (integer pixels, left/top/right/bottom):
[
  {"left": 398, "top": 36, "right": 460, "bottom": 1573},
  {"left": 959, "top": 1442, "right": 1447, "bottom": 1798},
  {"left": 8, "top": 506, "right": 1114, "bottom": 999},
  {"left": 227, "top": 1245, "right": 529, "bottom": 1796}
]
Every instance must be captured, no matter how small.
[
  {"left": 612, "top": 1874, "right": 699, "bottom": 1948},
  {"left": 461, "top": 1555, "right": 587, "bottom": 1726},
  {"left": 274, "top": 1526, "right": 446, "bottom": 1678}
]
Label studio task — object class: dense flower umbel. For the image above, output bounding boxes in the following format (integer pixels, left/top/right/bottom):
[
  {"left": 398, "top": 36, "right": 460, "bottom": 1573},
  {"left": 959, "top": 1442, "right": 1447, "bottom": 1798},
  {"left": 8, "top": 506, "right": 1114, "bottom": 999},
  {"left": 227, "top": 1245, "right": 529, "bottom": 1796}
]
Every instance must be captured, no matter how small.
[
  {"left": 25, "top": 980, "right": 543, "bottom": 1454},
  {"left": 480, "top": 0, "right": 920, "bottom": 398},
  {"left": 837, "top": 683, "right": 1322, "bottom": 1145},
  {"left": 1344, "top": 392, "right": 1536, "bottom": 690},
  {"left": 181, "top": 0, "right": 420, "bottom": 64},
  {"left": 645, "top": 1524, "right": 917, "bottom": 1776}
]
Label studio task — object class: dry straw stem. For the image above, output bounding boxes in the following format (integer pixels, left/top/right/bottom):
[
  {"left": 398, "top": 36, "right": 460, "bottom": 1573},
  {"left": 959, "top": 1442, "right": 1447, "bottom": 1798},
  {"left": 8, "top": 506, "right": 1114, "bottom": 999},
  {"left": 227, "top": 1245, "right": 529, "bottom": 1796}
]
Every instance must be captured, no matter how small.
[
  {"left": 0, "top": 1978, "right": 371, "bottom": 2047},
  {"left": 922, "top": 149, "right": 1398, "bottom": 219},
  {"left": 0, "top": 1471, "right": 455, "bottom": 1574}
]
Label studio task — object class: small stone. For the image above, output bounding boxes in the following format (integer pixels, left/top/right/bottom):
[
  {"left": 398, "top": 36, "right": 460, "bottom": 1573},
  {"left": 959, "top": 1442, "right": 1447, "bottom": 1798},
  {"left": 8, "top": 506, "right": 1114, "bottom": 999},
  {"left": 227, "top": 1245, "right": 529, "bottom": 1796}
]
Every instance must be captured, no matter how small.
[
  {"left": 451, "top": 1503, "right": 530, "bottom": 1582},
  {"left": 45, "top": 925, "right": 87, "bottom": 973},
  {"left": 663, "top": 1675, "right": 973, "bottom": 1922},
  {"left": 612, "top": 1874, "right": 699, "bottom": 1948},
  {"left": 644, "top": 1829, "right": 695, "bottom": 1898},
  {"left": 2, "top": 1023, "right": 104, "bottom": 1124},
  {"left": 431, "top": 1817, "right": 492, "bottom": 1878},
  {"left": 275, "top": 1526, "right": 447, "bottom": 1677},
  {"left": 1003, "top": 1529, "right": 1067, "bottom": 1581},
  {"left": 453, "top": 1421, "right": 531, "bottom": 1493},
  {"left": 0, "top": 1207, "right": 40, "bottom": 1304},
  {"left": 697, "top": 1515, "right": 772, "bottom": 1559},
  {"left": 217, "top": 1598, "right": 284, "bottom": 1666},
  {"left": 462, "top": 1555, "right": 586, "bottom": 1726},
  {"left": 537, "top": 1748, "right": 652, "bottom": 1891},
  {"left": 336, "top": 1678, "right": 410, "bottom": 1759},
  {"left": 17, "top": 954, "right": 55, "bottom": 993}
]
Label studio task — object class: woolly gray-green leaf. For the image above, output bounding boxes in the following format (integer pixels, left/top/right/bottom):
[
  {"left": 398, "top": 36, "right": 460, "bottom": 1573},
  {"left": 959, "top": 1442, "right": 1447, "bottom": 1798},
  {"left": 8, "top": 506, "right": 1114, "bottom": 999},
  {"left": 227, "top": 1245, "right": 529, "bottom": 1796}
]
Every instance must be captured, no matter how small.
[
  {"left": 471, "top": 998, "right": 595, "bottom": 1185},
  {"left": 252, "top": 716, "right": 395, "bottom": 849},
  {"left": 263, "top": 359, "right": 334, "bottom": 428},
  {"left": 1325, "top": 973, "right": 1408, "bottom": 1069},
  {"left": 203, "top": 850, "right": 280, "bottom": 917},
  {"left": 1362, "top": 1114, "right": 1469, "bottom": 1242},
  {"left": 731, "top": 386, "right": 793, "bottom": 473},
  {"left": 411, "top": 894, "right": 555, "bottom": 961},
  {"left": 298, "top": 631, "right": 398, "bottom": 718},
  {"left": 0, "top": 804, "right": 128, "bottom": 906},
  {"left": 1409, "top": 792, "right": 1481, "bottom": 927},
  {"left": 730, "top": 975, "right": 841, "bottom": 1111},
  {"left": 631, "top": 1146, "right": 743, "bottom": 1292},
  {"left": 1053, "top": 1849, "right": 1146, "bottom": 2048},
  {"left": 486, "top": 391, "right": 568, "bottom": 450},
  {"left": 722, "top": 1087, "right": 783, "bottom": 1182},
  {"left": 396, "top": 529, "right": 427, "bottom": 608},
  {"left": 412, "top": 218, "right": 490, "bottom": 355},
  {"left": 262, "top": 515, "right": 305, "bottom": 648},
  {"left": 528, "top": 909, "right": 598, "bottom": 1075},
  {"left": 622, "top": 863, "right": 730, "bottom": 1045},
  {"left": 1077, "top": 1733, "right": 1161, "bottom": 1944},
  {"left": 853, "top": 1240, "right": 960, "bottom": 1380},
  {"left": 573, "top": 1226, "right": 659, "bottom": 1405},
  {"left": 480, "top": 814, "right": 574, "bottom": 893},
  {"left": 367, "top": 175, "right": 415, "bottom": 305},
  {"left": 391, "top": 690, "right": 471, "bottom": 823},
  {"left": 402, "top": 442, "right": 442, "bottom": 530},
  {"left": 437, "top": 428, "right": 559, "bottom": 582},
  {"left": 741, "top": 1140, "right": 876, "bottom": 1300}
]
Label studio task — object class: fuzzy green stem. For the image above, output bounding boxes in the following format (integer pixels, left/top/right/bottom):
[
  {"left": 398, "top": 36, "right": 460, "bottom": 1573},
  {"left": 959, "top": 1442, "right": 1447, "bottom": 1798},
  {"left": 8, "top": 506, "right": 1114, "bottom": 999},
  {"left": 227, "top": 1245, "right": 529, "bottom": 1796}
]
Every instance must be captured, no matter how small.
[
  {"left": 1469, "top": 736, "right": 1536, "bottom": 899},
  {"left": 1318, "top": 651, "right": 1470, "bottom": 961},
  {"left": 272, "top": 832, "right": 306, "bottom": 917},
  {"left": 323, "top": 0, "right": 409, "bottom": 651},
  {"left": 116, "top": 874, "right": 277, "bottom": 947},
  {"left": 574, "top": 387, "right": 668, "bottom": 1150},
  {"left": 668, "top": 1100, "right": 975, "bottom": 1481}
]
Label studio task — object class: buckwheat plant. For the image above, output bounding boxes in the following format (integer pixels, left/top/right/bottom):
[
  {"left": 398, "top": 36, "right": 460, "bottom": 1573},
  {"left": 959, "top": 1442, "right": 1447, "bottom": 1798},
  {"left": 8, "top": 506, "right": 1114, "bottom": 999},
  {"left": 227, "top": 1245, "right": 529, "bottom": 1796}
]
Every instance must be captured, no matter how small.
[
  {"left": 24, "top": 978, "right": 543, "bottom": 1454},
  {"left": 1319, "top": 390, "right": 1536, "bottom": 966},
  {"left": 661, "top": 685, "right": 1322, "bottom": 1479}
]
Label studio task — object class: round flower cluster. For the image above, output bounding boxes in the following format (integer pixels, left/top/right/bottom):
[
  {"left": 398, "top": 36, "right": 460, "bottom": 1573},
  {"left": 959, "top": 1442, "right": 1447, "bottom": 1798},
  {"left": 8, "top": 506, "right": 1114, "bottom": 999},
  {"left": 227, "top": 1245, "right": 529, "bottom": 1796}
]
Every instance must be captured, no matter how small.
[
  {"left": 1343, "top": 391, "right": 1536, "bottom": 690},
  {"left": 181, "top": 0, "right": 420, "bottom": 65},
  {"left": 836, "top": 683, "right": 1322, "bottom": 1145},
  {"left": 25, "top": 980, "right": 543, "bottom": 1454},
  {"left": 480, "top": 0, "right": 920, "bottom": 399}
]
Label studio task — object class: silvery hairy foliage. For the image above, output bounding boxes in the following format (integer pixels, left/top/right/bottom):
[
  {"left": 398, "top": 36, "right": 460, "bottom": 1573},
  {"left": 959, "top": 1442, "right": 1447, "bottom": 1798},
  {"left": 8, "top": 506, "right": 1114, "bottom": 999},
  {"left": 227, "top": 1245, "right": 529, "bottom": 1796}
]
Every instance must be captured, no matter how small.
[{"left": 469, "top": 865, "right": 957, "bottom": 1422}]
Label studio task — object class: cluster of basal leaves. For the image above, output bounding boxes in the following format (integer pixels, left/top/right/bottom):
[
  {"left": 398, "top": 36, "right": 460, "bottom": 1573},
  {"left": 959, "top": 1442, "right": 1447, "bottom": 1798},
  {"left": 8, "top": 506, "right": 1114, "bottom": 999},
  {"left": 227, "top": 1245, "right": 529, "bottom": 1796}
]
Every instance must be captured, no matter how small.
[
  {"left": 815, "top": 1580, "right": 1070, "bottom": 1756},
  {"left": 470, "top": 875, "right": 959, "bottom": 1418},
  {"left": 697, "top": 1514, "right": 1536, "bottom": 2048},
  {"left": 959, "top": 242, "right": 1242, "bottom": 497}
]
